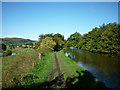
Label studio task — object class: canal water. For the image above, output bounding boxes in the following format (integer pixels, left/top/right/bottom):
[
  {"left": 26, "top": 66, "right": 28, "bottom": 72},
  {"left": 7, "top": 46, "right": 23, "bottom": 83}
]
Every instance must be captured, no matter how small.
[{"left": 64, "top": 48, "right": 120, "bottom": 88}]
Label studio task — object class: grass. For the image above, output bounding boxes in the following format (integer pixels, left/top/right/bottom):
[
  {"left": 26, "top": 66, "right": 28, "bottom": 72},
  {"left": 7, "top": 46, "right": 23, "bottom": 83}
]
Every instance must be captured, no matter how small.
[
  {"left": 12, "top": 48, "right": 35, "bottom": 54},
  {"left": 56, "top": 50, "right": 106, "bottom": 88},
  {"left": 51, "top": 53, "right": 59, "bottom": 80},
  {"left": 2, "top": 48, "right": 39, "bottom": 88},
  {"left": 2, "top": 48, "right": 106, "bottom": 88},
  {"left": 16, "top": 52, "right": 54, "bottom": 88},
  {"left": 56, "top": 50, "right": 85, "bottom": 80}
]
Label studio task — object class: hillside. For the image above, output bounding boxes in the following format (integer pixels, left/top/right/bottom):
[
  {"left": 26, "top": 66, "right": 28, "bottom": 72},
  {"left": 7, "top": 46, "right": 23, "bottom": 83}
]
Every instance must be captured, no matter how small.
[{"left": 1, "top": 38, "right": 36, "bottom": 45}]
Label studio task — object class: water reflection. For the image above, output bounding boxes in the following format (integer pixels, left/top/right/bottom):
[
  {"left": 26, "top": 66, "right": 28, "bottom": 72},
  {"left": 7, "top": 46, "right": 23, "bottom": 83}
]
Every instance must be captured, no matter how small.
[
  {"left": 11, "top": 53, "right": 16, "bottom": 55},
  {"left": 64, "top": 48, "right": 120, "bottom": 88}
]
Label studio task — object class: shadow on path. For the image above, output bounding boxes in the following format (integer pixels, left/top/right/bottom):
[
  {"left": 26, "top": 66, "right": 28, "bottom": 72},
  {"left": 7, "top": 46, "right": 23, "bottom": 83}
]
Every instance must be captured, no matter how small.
[
  {"left": 47, "top": 70, "right": 107, "bottom": 88},
  {"left": 6, "top": 70, "right": 107, "bottom": 89},
  {"left": 65, "top": 70, "right": 106, "bottom": 88}
]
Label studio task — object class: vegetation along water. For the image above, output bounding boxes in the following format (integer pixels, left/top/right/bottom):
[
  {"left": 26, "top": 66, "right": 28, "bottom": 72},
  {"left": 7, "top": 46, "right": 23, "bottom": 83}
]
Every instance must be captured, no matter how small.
[{"left": 1, "top": 23, "right": 120, "bottom": 89}]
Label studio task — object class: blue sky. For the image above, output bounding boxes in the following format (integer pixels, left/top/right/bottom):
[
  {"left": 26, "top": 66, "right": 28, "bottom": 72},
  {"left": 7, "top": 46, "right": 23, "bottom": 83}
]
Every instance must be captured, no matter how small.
[{"left": 2, "top": 2, "right": 118, "bottom": 40}]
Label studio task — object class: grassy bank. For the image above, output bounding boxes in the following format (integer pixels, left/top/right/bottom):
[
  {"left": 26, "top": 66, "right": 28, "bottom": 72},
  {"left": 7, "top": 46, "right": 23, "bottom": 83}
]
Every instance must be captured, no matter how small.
[
  {"left": 2, "top": 48, "right": 39, "bottom": 88},
  {"left": 16, "top": 52, "right": 54, "bottom": 88},
  {"left": 2, "top": 49, "right": 106, "bottom": 88},
  {"left": 56, "top": 50, "right": 85, "bottom": 79},
  {"left": 56, "top": 50, "right": 106, "bottom": 88}
]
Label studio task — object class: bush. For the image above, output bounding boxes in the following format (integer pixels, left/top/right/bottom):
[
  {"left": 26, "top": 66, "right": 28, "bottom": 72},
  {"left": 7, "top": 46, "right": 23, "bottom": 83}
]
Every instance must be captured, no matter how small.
[
  {"left": 2, "top": 43, "right": 7, "bottom": 51},
  {"left": 3, "top": 50, "right": 12, "bottom": 56}
]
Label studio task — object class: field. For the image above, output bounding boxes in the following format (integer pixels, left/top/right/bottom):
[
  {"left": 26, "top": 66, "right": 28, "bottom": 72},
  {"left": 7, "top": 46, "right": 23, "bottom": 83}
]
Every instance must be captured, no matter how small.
[{"left": 2, "top": 48, "right": 39, "bottom": 88}]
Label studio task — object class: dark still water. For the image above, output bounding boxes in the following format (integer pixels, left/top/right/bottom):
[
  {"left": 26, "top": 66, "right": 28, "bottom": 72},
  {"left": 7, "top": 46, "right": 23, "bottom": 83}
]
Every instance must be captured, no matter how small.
[{"left": 64, "top": 48, "right": 120, "bottom": 88}]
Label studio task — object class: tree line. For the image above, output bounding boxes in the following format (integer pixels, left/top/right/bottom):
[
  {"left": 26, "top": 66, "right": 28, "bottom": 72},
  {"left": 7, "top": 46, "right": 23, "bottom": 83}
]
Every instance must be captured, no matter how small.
[
  {"left": 31, "top": 22, "right": 120, "bottom": 56},
  {"left": 65, "top": 22, "right": 120, "bottom": 55}
]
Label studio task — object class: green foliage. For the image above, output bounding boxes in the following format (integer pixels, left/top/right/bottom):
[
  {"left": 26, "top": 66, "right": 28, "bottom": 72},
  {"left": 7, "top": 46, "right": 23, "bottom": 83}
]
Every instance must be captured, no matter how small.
[
  {"left": 68, "top": 32, "right": 81, "bottom": 41},
  {"left": 39, "top": 33, "right": 53, "bottom": 42},
  {"left": 1, "top": 43, "right": 7, "bottom": 51},
  {"left": 12, "top": 48, "right": 36, "bottom": 54},
  {"left": 2, "top": 49, "right": 39, "bottom": 88},
  {"left": 37, "top": 33, "right": 65, "bottom": 52},
  {"left": 53, "top": 35, "right": 64, "bottom": 51},
  {"left": 77, "top": 22, "right": 120, "bottom": 55},
  {"left": 0, "top": 43, "right": 13, "bottom": 57},
  {"left": 54, "top": 33, "right": 64, "bottom": 41},
  {"left": 64, "top": 40, "right": 76, "bottom": 47},
  {"left": 9, "top": 44, "right": 16, "bottom": 49},
  {"left": 17, "top": 52, "right": 54, "bottom": 88},
  {"left": 64, "top": 23, "right": 120, "bottom": 55},
  {"left": 38, "top": 37, "right": 56, "bottom": 53},
  {"left": 3, "top": 50, "right": 12, "bottom": 56},
  {"left": 65, "top": 32, "right": 81, "bottom": 47}
]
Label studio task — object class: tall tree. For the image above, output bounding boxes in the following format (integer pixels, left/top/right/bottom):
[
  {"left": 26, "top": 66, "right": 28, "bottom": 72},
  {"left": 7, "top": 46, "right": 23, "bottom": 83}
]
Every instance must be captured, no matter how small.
[
  {"left": 66, "top": 32, "right": 81, "bottom": 47},
  {"left": 53, "top": 33, "right": 64, "bottom": 51},
  {"left": 68, "top": 32, "right": 81, "bottom": 41},
  {"left": 38, "top": 37, "right": 56, "bottom": 53},
  {"left": 54, "top": 33, "right": 64, "bottom": 41}
]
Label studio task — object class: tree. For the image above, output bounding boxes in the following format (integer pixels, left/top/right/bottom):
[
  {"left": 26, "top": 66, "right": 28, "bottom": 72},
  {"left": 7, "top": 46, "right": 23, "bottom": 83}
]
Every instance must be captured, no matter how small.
[
  {"left": 53, "top": 36, "right": 64, "bottom": 51},
  {"left": 54, "top": 33, "right": 64, "bottom": 41},
  {"left": 67, "top": 32, "right": 81, "bottom": 41},
  {"left": 38, "top": 37, "right": 56, "bottom": 53},
  {"left": 53, "top": 33, "right": 64, "bottom": 51},
  {"left": 77, "top": 22, "right": 120, "bottom": 54},
  {"left": 39, "top": 33, "right": 53, "bottom": 42},
  {"left": 66, "top": 32, "right": 81, "bottom": 47},
  {"left": 37, "top": 33, "right": 64, "bottom": 51},
  {"left": 2, "top": 43, "right": 6, "bottom": 51}
]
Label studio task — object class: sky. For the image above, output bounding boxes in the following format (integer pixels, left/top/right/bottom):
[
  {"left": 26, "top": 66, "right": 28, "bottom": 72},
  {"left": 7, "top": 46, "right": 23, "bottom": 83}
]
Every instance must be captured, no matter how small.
[
  {"left": 2, "top": 2, "right": 118, "bottom": 40},
  {"left": 2, "top": 0, "right": 120, "bottom": 2}
]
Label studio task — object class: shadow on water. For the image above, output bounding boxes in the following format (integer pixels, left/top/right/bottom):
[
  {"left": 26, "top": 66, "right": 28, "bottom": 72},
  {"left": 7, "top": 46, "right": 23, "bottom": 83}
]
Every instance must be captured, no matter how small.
[{"left": 3, "top": 70, "right": 107, "bottom": 89}]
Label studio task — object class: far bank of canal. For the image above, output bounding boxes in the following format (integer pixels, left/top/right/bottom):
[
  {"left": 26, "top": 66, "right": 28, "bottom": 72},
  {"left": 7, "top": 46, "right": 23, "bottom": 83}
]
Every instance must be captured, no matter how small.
[{"left": 64, "top": 48, "right": 120, "bottom": 88}]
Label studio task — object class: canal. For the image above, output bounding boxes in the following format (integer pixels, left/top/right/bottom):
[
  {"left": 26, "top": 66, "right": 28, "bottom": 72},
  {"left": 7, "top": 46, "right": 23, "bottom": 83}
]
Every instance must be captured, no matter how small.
[{"left": 64, "top": 48, "right": 120, "bottom": 88}]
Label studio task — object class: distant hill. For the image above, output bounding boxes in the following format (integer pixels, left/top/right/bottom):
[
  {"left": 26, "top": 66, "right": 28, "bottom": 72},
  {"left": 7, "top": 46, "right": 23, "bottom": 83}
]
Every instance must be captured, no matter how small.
[{"left": 1, "top": 38, "right": 36, "bottom": 45}]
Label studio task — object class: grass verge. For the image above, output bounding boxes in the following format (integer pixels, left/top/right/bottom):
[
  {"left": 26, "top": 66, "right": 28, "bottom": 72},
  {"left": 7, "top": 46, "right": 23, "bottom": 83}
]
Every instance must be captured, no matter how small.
[
  {"left": 2, "top": 48, "right": 39, "bottom": 88},
  {"left": 56, "top": 50, "right": 106, "bottom": 88},
  {"left": 16, "top": 52, "right": 54, "bottom": 88},
  {"left": 56, "top": 50, "right": 85, "bottom": 79}
]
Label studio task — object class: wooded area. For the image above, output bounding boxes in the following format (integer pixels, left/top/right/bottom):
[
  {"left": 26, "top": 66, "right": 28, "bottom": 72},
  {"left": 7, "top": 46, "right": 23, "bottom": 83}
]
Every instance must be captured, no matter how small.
[{"left": 65, "top": 23, "right": 120, "bottom": 55}]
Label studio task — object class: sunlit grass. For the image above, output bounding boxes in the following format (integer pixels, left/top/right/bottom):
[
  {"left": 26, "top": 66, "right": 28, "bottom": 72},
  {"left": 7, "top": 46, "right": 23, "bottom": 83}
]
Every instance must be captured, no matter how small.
[
  {"left": 16, "top": 52, "right": 54, "bottom": 88},
  {"left": 56, "top": 50, "right": 85, "bottom": 80},
  {"left": 2, "top": 48, "right": 39, "bottom": 88},
  {"left": 12, "top": 48, "right": 36, "bottom": 54},
  {"left": 2, "top": 49, "right": 106, "bottom": 88},
  {"left": 56, "top": 50, "right": 106, "bottom": 88}
]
